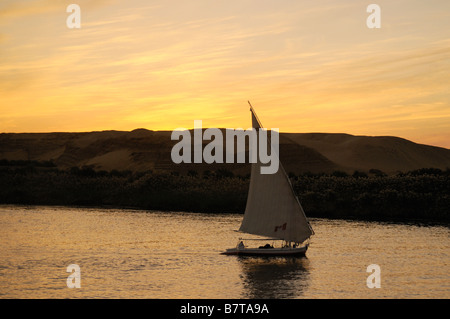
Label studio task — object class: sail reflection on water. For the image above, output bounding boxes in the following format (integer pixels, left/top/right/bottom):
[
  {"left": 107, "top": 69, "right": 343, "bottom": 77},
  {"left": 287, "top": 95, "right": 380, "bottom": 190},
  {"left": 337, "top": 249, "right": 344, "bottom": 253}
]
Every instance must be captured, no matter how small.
[{"left": 237, "top": 256, "right": 311, "bottom": 299}]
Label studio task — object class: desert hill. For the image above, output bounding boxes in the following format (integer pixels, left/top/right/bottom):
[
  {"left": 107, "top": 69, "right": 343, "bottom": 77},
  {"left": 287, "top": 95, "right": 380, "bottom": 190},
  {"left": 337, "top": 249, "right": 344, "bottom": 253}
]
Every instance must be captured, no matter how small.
[{"left": 1, "top": 129, "right": 449, "bottom": 175}]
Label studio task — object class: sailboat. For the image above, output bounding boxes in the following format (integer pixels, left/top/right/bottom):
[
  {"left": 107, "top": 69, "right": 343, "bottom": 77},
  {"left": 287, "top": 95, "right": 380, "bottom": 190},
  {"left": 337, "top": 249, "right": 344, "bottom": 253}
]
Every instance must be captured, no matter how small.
[{"left": 222, "top": 102, "right": 314, "bottom": 256}]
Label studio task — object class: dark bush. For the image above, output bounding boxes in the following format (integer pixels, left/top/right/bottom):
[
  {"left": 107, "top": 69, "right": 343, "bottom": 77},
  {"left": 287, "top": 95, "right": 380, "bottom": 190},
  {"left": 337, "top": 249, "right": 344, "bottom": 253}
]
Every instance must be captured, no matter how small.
[{"left": 0, "top": 166, "right": 448, "bottom": 222}]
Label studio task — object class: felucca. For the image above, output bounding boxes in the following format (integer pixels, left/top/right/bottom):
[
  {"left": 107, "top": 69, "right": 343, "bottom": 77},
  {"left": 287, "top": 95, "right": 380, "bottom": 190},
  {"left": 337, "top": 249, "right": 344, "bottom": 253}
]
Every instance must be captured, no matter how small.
[{"left": 222, "top": 102, "right": 314, "bottom": 256}]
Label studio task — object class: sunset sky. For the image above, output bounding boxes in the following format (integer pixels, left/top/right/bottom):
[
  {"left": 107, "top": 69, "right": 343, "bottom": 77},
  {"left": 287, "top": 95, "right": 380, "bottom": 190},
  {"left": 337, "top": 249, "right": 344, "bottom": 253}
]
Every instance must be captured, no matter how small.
[{"left": 1, "top": 0, "right": 449, "bottom": 148}]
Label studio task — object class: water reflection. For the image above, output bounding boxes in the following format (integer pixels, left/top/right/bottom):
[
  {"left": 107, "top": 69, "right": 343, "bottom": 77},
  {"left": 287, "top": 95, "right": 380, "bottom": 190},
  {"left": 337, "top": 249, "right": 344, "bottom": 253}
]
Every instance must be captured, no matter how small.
[
  {"left": 1, "top": 206, "right": 448, "bottom": 298},
  {"left": 238, "top": 256, "right": 310, "bottom": 299}
]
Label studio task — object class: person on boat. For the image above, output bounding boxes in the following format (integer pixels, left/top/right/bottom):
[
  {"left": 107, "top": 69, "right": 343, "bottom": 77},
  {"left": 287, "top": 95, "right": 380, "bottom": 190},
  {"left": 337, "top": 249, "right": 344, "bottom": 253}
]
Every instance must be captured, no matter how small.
[{"left": 238, "top": 241, "right": 245, "bottom": 249}]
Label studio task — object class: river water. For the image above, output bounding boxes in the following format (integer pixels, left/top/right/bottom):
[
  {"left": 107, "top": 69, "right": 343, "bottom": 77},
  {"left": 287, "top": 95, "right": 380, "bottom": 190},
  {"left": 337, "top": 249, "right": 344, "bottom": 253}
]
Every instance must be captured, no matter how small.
[{"left": 0, "top": 205, "right": 448, "bottom": 299}]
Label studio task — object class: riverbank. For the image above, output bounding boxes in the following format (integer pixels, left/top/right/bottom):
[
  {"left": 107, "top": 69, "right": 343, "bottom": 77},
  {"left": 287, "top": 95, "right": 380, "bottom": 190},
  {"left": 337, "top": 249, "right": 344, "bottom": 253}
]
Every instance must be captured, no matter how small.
[{"left": 0, "top": 165, "right": 449, "bottom": 223}]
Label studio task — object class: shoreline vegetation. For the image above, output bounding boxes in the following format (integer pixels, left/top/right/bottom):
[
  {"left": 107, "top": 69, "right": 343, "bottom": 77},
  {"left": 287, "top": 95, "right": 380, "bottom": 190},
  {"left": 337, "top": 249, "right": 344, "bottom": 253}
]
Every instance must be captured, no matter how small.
[{"left": 0, "top": 160, "right": 449, "bottom": 224}]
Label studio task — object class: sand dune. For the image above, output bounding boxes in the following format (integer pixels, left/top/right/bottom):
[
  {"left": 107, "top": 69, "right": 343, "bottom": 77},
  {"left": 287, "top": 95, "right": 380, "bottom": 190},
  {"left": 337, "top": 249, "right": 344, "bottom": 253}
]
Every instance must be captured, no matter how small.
[
  {"left": 1, "top": 129, "right": 449, "bottom": 175},
  {"left": 287, "top": 133, "right": 450, "bottom": 173}
]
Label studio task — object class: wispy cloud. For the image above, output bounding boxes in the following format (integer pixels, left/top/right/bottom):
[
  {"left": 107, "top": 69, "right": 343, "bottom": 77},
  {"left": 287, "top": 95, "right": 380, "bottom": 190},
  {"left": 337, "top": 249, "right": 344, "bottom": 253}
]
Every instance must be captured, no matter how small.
[
  {"left": 0, "top": 0, "right": 115, "bottom": 19},
  {"left": 0, "top": 0, "right": 449, "bottom": 148}
]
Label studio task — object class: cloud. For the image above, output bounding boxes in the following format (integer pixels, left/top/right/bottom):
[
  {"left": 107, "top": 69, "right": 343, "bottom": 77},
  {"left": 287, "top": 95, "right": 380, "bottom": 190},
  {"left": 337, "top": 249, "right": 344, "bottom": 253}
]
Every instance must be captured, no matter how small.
[
  {"left": 0, "top": 0, "right": 60, "bottom": 19},
  {"left": 0, "top": 0, "right": 449, "bottom": 148},
  {"left": 0, "top": 0, "right": 115, "bottom": 20}
]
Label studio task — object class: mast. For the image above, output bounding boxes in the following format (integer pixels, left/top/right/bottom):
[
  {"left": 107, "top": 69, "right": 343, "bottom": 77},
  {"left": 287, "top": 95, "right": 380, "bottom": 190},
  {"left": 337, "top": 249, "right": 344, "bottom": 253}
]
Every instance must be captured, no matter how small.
[{"left": 248, "top": 101, "right": 263, "bottom": 128}]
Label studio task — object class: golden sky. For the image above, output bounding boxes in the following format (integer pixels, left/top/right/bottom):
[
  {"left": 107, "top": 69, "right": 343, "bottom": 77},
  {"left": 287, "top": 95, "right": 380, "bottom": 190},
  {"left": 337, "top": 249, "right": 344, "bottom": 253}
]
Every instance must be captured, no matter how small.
[{"left": 1, "top": 0, "right": 449, "bottom": 148}]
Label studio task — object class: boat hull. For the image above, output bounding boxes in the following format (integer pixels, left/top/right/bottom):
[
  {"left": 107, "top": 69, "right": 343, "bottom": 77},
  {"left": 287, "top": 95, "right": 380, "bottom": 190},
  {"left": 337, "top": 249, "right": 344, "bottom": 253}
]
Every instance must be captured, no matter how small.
[{"left": 221, "top": 245, "right": 308, "bottom": 256}]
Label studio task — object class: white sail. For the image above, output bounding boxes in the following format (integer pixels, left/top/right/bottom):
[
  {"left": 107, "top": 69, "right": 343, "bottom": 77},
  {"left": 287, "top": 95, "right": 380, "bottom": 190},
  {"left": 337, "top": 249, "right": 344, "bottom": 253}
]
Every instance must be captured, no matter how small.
[{"left": 239, "top": 106, "right": 314, "bottom": 243}]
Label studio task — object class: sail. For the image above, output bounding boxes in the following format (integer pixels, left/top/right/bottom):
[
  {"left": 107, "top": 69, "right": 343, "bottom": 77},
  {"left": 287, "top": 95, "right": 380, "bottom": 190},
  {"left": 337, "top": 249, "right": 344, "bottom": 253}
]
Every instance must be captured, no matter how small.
[{"left": 239, "top": 106, "right": 314, "bottom": 243}]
